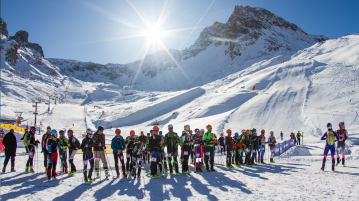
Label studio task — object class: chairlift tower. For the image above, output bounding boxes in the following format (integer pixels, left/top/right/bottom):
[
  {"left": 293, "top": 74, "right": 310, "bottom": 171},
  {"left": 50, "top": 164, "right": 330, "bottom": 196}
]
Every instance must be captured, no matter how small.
[{"left": 32, "top": 99, "right": 41, "bottom": 127}]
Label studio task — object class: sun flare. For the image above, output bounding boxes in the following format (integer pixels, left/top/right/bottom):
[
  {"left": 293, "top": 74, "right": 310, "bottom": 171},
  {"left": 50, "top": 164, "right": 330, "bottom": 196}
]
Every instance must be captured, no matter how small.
[{"left": 144, "top": 25, "right": 165, "bottom": 42}]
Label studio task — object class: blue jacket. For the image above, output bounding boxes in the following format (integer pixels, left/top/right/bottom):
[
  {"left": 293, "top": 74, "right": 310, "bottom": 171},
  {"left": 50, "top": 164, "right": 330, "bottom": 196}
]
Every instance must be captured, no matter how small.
[{"left": 111, "top": 136, "right": 126, "bottom": 153}]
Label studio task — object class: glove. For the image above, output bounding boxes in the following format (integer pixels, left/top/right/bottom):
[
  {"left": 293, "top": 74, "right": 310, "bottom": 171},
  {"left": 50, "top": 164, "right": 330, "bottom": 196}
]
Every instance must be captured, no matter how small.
[
  {"left": 68, "top": 144, "right": 70, "bottom": 147},
  {"left": 41, "top": 148, "right": 44, "bottom": 153}
]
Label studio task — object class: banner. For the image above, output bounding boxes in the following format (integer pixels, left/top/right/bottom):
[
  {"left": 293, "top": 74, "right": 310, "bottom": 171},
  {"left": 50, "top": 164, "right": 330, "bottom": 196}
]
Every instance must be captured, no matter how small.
[{"left": 274, "top": 139, "right": 296, "bottom": 156}]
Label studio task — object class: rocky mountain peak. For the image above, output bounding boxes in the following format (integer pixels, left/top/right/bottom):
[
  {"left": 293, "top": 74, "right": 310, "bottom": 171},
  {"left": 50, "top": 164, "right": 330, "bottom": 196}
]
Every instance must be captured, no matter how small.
[{"left": 0, "top": 18, "right": 9, "bottom": 37}]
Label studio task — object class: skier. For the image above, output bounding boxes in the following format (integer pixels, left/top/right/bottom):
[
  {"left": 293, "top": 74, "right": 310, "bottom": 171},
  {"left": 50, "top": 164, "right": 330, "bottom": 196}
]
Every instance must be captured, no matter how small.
[
  {"left": 67, "top": 128, "right": 81, "bottom": 176},
  {"left": 225, "top": 129, "right": 234, "bottom": 168},
  {"left": 159, "top": 131, "right": 168, "bottom": 173},
  {"left": 321, "top": 123, "right": 339, "bottom": 171},
  {"left": 41, "top": 126, "right": 52, "bottom": 173},
  {"left": 125, "top": 130, "right": 137, "bottom": 174},
  {"left": 20, "top": 129, "right": 29, "bottom": 141},
  {"left": 336, "top": 122, "right": 349, "bottom": 167},
  {"left": 2, "top": 129, "right": 17, "bottom": 173},
  {"left": 131, "top": 138, "right": 146, "bottom": 178},
  {"left": 218, "top": 133, "right": 225, "bottom": 155},
  {"left": 181, "top": 127, "right": 192, "bottom": 174},
  {"left": 241, "top": 130, "right": 251, "bottom": 165},
  {"left": 232, "top": 132, "right": 240, "bottom": 163},
  {"left": 189, "top": 130, "right": 195, "bottom": 165},
  {"left": 280, "top": 131, "right": 283, "bottom": 141},
  {"left": 46, "top": 130, "right": 60, "bottom": 181},
  {"left": 268, "top": 131, "right": 276, "bottom": 163},
  {"left": 239, "top": 130, "right": 246, "bottom": 164},
  {"left": 58, "top": 130, "right": 68, "bottom": 174},
  {"left": 138, "top": 131, "right": 147, "bottom": 164},
  {"left": 93, "top": 126, "right": 109, "bottom": 178},
  {"left": 233, "top": 133, "right": 244, "bottom": 167},
  {"left": 203, "top": 125, "right": 215, "bottom": 171},
  {"left": 111, "top": 129, "right": 127, "bottom": 178},
  {"left": 192, "top": 129, "right": 203, "bottom": 172},
  {"left": 146, "top": 133, "right": 151, "bottom": 163},
  {"left": 81, "top": 128, "right": 95, "bottom": 183},
  {"left": 149, "top": 126, "right": 164, "bottom": 178},
  {"left": 24, "top": 126, "right": 40, "bottom": 173},
  {"left": 296, "top": 131, "right": 302, "bottom": 145},
  {"left": 259, "top": 130, "right": 266, "bottom": 164},
  {"left": 164, "top": 124, "right": 180, "bottom": 175}
]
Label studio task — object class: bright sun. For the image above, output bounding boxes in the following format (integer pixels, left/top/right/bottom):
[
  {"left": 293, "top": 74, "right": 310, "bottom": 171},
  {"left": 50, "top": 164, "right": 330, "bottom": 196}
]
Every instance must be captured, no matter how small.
[{"left": 144, "top": 25, "right": 164, "bottom": 42}]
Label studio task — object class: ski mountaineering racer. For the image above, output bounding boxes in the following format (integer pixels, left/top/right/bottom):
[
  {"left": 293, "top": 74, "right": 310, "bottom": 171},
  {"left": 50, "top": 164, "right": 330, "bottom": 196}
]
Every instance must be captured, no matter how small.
[{"left": 321, "top": 123, "right": 339, "bottom": 171}]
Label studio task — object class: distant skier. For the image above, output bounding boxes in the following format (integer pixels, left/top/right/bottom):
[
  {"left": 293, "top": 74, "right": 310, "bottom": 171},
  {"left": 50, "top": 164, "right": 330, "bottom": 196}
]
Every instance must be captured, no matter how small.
[
  {"left": 268, "top": 131, "right": 276, "bottom": 163},
  {"left": 296, "top": 131, "right": 302, "bottom": 145},
  {"left": 225, "top": 129, "right": 234, "bottom": 168},
  {"left": 24, "top": 126, "right": 40, "bottom": 173},
  {"left": 280, "top": 131, "right": 283, "bottom": 141},
  {"left": 81, "top": 129, "right": 95, "bottom": 183},
  {"left": 320, "top": 123, "right": 339, "bottom": 171},
  {"left": 336, "top": 122, "right": 348, "bottom": 167}
]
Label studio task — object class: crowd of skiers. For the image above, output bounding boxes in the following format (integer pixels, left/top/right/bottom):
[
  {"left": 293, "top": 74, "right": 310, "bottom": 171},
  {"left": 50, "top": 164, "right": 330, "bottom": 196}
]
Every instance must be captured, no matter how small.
[{"left": 0, "top": 121, "right": 349, "bottom": 182}]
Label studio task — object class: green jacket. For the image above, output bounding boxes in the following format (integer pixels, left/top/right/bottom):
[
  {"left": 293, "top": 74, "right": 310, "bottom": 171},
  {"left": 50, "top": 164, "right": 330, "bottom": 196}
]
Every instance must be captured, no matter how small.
[
  {"left": 164, "top": 132, "right": 179, "bottom": 148},
  {"left": 59, "top": 137, "right": 68, "bottom": 151},
  {"left": 203, "top": 132, "right": 214, "bottom": 147},
  {"left": 240, "top": 135, "right": 251, "bottom": 148}
]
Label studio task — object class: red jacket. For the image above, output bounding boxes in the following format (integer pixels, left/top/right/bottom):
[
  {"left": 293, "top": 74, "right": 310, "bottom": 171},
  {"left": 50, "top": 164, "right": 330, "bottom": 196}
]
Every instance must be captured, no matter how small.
[{"left": 41, "top": 133, "right": 51, "bottom": 149}]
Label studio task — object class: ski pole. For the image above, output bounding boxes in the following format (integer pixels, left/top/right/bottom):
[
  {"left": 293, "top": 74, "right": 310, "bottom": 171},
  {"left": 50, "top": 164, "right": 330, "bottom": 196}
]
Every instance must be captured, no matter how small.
[{"left": 105, "top": 152, "right": 114, "bottom": 176}]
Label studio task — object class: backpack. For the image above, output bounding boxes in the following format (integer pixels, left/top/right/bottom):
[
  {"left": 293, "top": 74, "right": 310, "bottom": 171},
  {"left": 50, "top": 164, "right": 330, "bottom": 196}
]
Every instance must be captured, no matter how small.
[{"left": 327, "top": 131, "right": 335, "bottom": 146}]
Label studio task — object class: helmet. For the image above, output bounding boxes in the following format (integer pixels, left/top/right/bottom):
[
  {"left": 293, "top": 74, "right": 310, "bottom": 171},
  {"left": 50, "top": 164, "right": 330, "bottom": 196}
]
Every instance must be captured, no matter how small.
[
  {"left": 130, "top": 130, "right": 135, "bottom": 136},
  {"left": 86, "top": 128, "right": 93, "bottom": 134},
  {"left": 194, "top": 128, "right": 200, "bottom": 133},
  {"left": 184, "top": 125, "right": 190, "bottom": 130},
  {"left": 115, "top": 129, "right": 121, "bottom": 134},
  {"left": 50, "top": 129, "right": 57, "bottom": 136},
  {"left": 159, "top": 131, "right": 162, "bottom": 135},
  {"left": 246, "top": 129, "right": 250, "bottom": 134},
  {"left": 168, "top": 124, "right": 173, "bottom": 129},
  {"left": 327, "top": 123, "right": 332, "bottom": 129},
  {"left": 242, "top": 129, "right": 246, "bottom": 133},
  {"left": 206, "top": 124, "right": 212, "bottom": 129},
  {"left": 196, "top": 130, "right": 200, "bottom": 134},
  {"left": 59, "top": 130, "right": 64, "bottom": 134},
  {"left": 220, "top": 133, "right": 223, "bottom": 136},
  {"left": 270, "top": 131, "right": 274, "bottom": 134},
  {"left": 226, "top": 129, "right": 232, "bottom": 133},
  {"left": 30, "top": 126, "right": 36, "bottom": 132},
  {"left": 261, "top": 129, "right": 265, "bottom": 133},
  {"left": 68, "top": 129, "right": 73, "bottom": 134},
  {"left": 252, "top": 128, "right": 257, "bottom": 133},
  {"left": 235, "top": 132, "right": 239, "bottom": 136},
  {"left": 147, "top": 133, "right": 150, "bottom": 136},
  {"left": 47, "top": 126, "right": 51, "bottom": 130},
  {"left": 153, "top": 126, "right": 159, "bottom": 131},
  {"left": 98, "top": 126, "right": 104, "bottom": 131},
  {"left": 339, "top": 122, "right": 345, "bottom": 128}
]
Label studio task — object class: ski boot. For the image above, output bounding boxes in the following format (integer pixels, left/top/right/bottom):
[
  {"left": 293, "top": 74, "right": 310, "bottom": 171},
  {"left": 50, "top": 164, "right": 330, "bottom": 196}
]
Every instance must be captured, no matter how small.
[
  {"left": 336, "top": 158, "right": 340, "bottom": 166},
  {"left": 84, "top": 179, "right": 90, "bottom": 184},
  {"left": 68, "top": 170, "right": 77, "bottom": 176},
  {"left": 52, "top": 176, "right": 58, "bottom": 180},
  {"left": 30, "top": 166, "right": 35, "bottom": 173},
  {"left": 321, "top": 164, "right": 325, "bottom": 171},
  {"left": 155, "top": 174, "right": 161, "bottom": 178},
  {"left": 342, "top": 159, "right": 345, "bottom": 167},
  {"left": 150, "top": 175, "right": 156, "bottom": 179},
  {"left": 96, "top": 170, "right": 100, "bottom": 178},
  {"left": 11, "top": 168, "right": 16, "bottom": 172},
  {"left": 235, "top": 164, "right": 241, "bottom": 167},
  {"left": 332, "top": 164, "right": 335, "bottom": 171},
  {"left": 25, "top": 166, "right": 29, "bottom": 173},
  {"left": 88, "top": 177, "right": 93, "bottom": 183},
  {"left": 105, "top": 170, "right": 109, "bottom": 178},
  {"left": 211, "top": 167, "right": 215, "bottom": 171},
  {"left": 2, "top": 167, "right": 5, "bottom": 173},
  {"left": 169, "top": 172, "right": 174, "bottom": 176},
  {"left": 122, "top": 173, "right": 127, "bottom": 178},
  {"left": 47, "top": 176, "right": 51, "bottom": 182},
  {"left": 64, "top": 168, "right": 68, "bottom": 174}
]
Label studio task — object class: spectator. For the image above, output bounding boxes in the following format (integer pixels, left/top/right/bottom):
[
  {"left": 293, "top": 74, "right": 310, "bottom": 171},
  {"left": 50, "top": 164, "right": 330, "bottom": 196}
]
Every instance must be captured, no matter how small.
[{"left": 2, "top": 129, "right": 17, "bottom": 172}]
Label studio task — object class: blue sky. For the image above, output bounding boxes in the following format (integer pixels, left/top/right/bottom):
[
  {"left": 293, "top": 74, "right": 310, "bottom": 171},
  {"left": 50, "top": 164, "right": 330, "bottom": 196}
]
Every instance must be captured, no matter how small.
[{"left": 2, "top": 0, "right": 359, "bottom": 64}]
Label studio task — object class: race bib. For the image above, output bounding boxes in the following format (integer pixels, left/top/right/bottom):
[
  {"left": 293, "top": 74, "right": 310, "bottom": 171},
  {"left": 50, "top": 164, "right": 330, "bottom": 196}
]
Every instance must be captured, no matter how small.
[
  {"left": 127, "top": 154, "right": 131, "bottom": 158},
  {"left": 196, "top": 153, "right": 200, "bottom": 157},
  {"left": 206, "top": 152, "right": 210, "bottom": 156},
  {"left": 151, "top": 157, "right": 157, "bottom": 162},
  {"left": 261, "top": 147, "right": 265, "bottom": 151},
  {"left": 220, "top": 146, "right": 223, "bottom": 149},
  {"left": 120, "top": 155, "right": 124, "bottom": 160},
  {"left": 167, "top": 153, "right": 172, "bottom": 157},
  {"left": 29, "top": 151, "right": 34, "bottom": 157},
  {"left": 252, "top": 150, "right": 256, "bottom": 153},
  {"left": 139, "top": 157, "right": 143, "bottom": 162},
  {"left": 83, "top": 160, "right": 88, "bottom": 165},
  {"left": 132, "top": 156, "right": 136, "bottom": 160},
  {"left": 48, "top": 158, "right": 53, "bottom": 164},
  {"left": 95, "top": 156, "right": 100, "bottom": 161},
  {"left": 184, "top": 151, "right": 188, "bottom": 156},
  {"left": 244, "top": 148, "right": 249, "bottom": 153}
]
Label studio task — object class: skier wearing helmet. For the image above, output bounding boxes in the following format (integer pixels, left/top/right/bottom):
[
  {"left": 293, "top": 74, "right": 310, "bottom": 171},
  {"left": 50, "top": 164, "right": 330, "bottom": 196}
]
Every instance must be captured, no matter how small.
[
  {"left": 46, "top": 130, "right": 60, "bottom": 181},
  {"left": 233, "top": 133, "right": 244, "bottom": 167},
  {"left": 181, "top": 127, "right": 192, "bottom": 174},
  {"left": 321, "top": 123, "right": 339, "bottom": 171},
  {"left": 164, "top": 124, "right": 180, "bottom": 175},
  {"left": 218, "top": 133, "right": 225, "bottom": 155},
  {"left": 259, "top": 130, "right": 266, "bottom": 164},
  {"left": 225, "top": 129, "right": 234, "bottom": 168},
  {"left": 81, "top": 128, "right": 95, "bottom": 183},
  {"left": 336, "top": 122, "right": 348, "bottom": 167},
  {"left": 149, "top": 126, "right": 164, "bottom": 178},
  {"left": 111, "top": 129, "right": 127, "bottom": 178},
  {"left": 23, "top": 126, "right": 40, "bottom": 173},
  {"left": 67, "top": 128, "right": 81, "bottom": 176},
  {"left": 203, "top": 124, "right": 215, "bottom": 171},
  {"left": 125, "top": 130, "right": 137, "bottom": 174},
  {"left": 240, "top": 130, "right": 251, "bottom": 165},
  {"left": 138, "top": 131, "right": 147, "bottom": 164},
  {"left": 93, "top": 126, "right": 109, "bottom": 178},
  {"left": 192, "top": 129, "right": 203, "bottom": 172},
  {"left": 58, "top": 130, "right": 69, "bottom": 173},
  {"left": 268, "top": 131, "right": 276, "bottom": 163},
  {"left": 41, "top": 126, "right": 52, "bottom": 172}
]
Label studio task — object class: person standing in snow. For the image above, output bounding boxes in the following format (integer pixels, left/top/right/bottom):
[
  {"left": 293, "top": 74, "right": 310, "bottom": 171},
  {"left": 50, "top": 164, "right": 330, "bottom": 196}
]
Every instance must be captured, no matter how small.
[
  {"left": 24, "top": 126, "right": 40, "bottom": 173},
  {"left": 296, "top": 131, "right": 302, "bottom": 145},
  {"left": 149, "top": 126, "right": 164, "bottom": 178},
  {"left": 159, "top": 131, "right": 168, "bottom": 172},
  {"left": 138, "top": 131, "right": 147, "bottom": 164},
  {"left": 58, "top": 130, "right": 68, "bottom": 173},
  {"left": 192, "top": 129, "right": 203, "bottom": 172},
  {"left": 280, "top": 131, "right": 283, "bottom": 141},
  {"left": 93, "top": 126, "right": 109, "bottom": 178},
  {"left": 320, "top": 123, "right": 339, "bottom": 171},
  {"left": 81, "top": 129, "right": 95, "bottom": 183},
  {"left": 41, "top": 126, "right": 52, "bottom": 172},
  {"left": 203, "top": 125, "right": 215, "bottom": 171},
  {"left": 218, "top": 133, "right": 225, "bottom": 155},
  {"left": 67, "top": 128, "right": 81, "bottom": 175},
  {"left": 181, "top": 128, "right": 192, "bottom": 174},
  {"left": 241, "top": 130, "right": 251, "bottom": 165},
  {"left": 2, "top": 129, "right": 17, "bottom": 173},
  {"left": 225, "top": 129, "right": 234, "bottom": 168},
  {"left": 259, "top": 130, "right": 266, "bottom": 164},
  {"left": 268, "top": 131, "right": 276, "bottom": 163},
  {"left": 111, "top": 129, "right": 127, "bottom": 178},
  {"left": 164, "top": 124, "right": 180, "bottom": 175},
  {"left": 46, "top": 130, "right": 60, "bottom": 180},
  {"left": 125, "top": 130, "right": 137, "bottom": 174},
  {"left": 336, "top": 122, "right": 349, "bottom": 167}
]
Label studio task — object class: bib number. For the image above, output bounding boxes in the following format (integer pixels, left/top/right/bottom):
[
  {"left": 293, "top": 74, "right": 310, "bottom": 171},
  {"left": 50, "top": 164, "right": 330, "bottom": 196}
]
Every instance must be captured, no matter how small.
[
  {"left": 83, "top": 160, "right": 88, "bottom": 165},
  {"left": 206, "top": 152, "right": 210, "bottom": 156},
  {"left": 184, "top": 151, "right": 188, "bottom": 156},
  {"left": 261, "top": 147, "right": 265, "bottom": 151},
  {"left": 196, "top": 153, "right": 200, "bottom": 157},
  {"left": 139, "top": 157, "right": 143, "bottom": 162},
  {"left": 167, "top": 153, "right": 172, "bottom": 157},
  {"left": 95, "top": 156, "right": 100, "bottom": 161},
  {"left": 29, "top": 151, "right": 34, "bottom": 157},
  {"left": 151, "top": 157, "right": 157, "bottom": 162},
  {"left": 120, "top": 155, "right": 124, "bottom": 160},
  {"left": 127, "top": 154, "right": 131, "bottom": 158}
]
